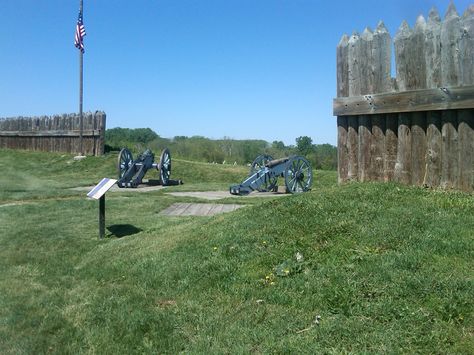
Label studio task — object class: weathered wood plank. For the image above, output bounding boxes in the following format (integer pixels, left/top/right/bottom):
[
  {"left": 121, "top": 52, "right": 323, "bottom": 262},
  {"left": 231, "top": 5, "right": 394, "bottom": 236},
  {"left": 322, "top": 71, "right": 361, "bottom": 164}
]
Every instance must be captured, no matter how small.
[
  {"left": 160, "top": 203, "right": 246, "bottom": 216},
  {"left": 370, "top": 22, "right": 392, "bottom": 182},
  {"left": 457, "top": 109, "right": 474, "bottom": 191},
  {"left": 333, "top": 85, "right": 474, "bottom": 116},
  {"left": 440, "top": 110, "right": 459, "bottom": 188},
  {"left": 60, "top": 115, "right": 66, "bottom": 152},
  {"left": 393, "top": 15, "right": 427, "bottom": 91},
  {"left": 358, "top": 115, "right": 371, "bottom": 181},
  {"left": 411, "top": 15, "right": 427, "bottom": 90},
  {"left": 370, "top": 114, "right": 385, "bottom": 181},
  {"left": 373, "top": 21, "right": 392, "bottom": 94},
  {"left": 351, "top": 28, "right": 376, "bottom": 181},
  {"left": 337, "top": 116, "right": 348, "bottom": 183},
  {"left": 424, "top": 111, "right": 442, "bottom": 187},
  {"left": 410, "top": 111, "right": 427, "bottom": 185},
  {"left": 460, "top": 5, "right": 474, "bottom": 86},
  {"left": 383, "top": 113, "right": 398, "bottom": 181},
  {"left": 425, "top": 7, "right": 442, "bottom": 88},
  {"left": 347, "top": 116, "right": 359, "bottom": 180},
  {"left": 348, "top": 32, "right": 362, "bottom": 97},
  {"left": 360, "top": 27, "right": 375, "bottom": 95},
  {"left": 87, "top": 112, "right": 93, "bottom": 130},
  {"left": 99, "top": 112, "right": 106, "bottom": 156},
  {"left": 441, "top": 2, "right": 461, "bottom": 87},
  {"left": 394, "top": 20, "right": 412, "bottom": 92},
  {"left": 394, "top": 112, "right": 412, "bottom": 184},
  {"left": 337, "top": 34, "right": 349, "bottom": 98}
]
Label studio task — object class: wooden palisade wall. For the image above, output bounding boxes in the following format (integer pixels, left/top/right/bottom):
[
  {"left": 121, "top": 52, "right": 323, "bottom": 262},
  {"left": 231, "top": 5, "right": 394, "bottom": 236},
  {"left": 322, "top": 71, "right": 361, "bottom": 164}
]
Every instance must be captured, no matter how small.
[
  {"left": 0, "top": 111, "right": 106, "bottom": 156},
  {"left": 334, "top": 3, "right": 474, "bottom": 191}
]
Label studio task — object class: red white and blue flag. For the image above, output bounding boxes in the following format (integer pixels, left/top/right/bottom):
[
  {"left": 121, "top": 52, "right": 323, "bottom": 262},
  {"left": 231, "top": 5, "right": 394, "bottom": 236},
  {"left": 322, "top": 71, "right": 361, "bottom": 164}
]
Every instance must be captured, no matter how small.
[{"left": 74, "top": 12, "right": 86, "bottom": 53}]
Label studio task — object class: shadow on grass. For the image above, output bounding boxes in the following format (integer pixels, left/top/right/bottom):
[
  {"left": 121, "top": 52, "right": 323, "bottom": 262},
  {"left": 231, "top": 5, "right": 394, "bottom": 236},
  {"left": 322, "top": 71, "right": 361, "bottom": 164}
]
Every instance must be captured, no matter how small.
[{"left": 107, "top": 224, "right": 142, "bottom": 238}]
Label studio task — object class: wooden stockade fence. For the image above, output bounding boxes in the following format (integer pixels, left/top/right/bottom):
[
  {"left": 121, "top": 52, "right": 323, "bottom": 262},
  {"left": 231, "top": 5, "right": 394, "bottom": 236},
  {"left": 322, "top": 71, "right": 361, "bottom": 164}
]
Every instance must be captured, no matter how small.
[
  {"left": 0, "top": 111, "right": 106, "bottom": 156},
  {"left": 334, "top": 3, "right": 474, "bottom": 192}
]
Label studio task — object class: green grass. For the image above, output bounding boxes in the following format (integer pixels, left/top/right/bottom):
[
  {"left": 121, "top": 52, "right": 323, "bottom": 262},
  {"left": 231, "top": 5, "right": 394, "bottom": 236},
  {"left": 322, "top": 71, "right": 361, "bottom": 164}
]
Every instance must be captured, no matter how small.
[{"left": 0, "top": 149, "right": 473, "bottom": 354}]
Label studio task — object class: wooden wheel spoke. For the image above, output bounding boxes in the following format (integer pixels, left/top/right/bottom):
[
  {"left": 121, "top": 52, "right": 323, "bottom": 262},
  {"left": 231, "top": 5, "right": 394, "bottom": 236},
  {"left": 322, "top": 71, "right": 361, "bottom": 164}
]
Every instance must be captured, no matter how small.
[
  {"left": 159, "top": 148, "right": 172, "bottom": 185},
  {"left": 298, "top": 180, "right": 307, "bottom": 191},
  {"left": 117, "top": 148, "right": 133, "bottom": 179},
  {"left": 284, "top": 156, "right": 313, "bottom": 193}
]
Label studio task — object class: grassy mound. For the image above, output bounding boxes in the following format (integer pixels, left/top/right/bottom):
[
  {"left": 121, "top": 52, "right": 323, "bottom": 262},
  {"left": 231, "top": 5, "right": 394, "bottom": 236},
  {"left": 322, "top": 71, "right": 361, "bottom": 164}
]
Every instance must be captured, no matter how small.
[{"left": 0, "top": 149, "right": 473, "bottom": 353}]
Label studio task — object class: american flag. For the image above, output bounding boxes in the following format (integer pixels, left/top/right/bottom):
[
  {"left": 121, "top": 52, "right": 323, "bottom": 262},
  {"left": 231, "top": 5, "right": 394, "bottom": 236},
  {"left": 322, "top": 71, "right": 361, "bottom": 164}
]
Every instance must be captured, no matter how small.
[{"left": 74, "top": 12, "right": 86, "bottom": 53}]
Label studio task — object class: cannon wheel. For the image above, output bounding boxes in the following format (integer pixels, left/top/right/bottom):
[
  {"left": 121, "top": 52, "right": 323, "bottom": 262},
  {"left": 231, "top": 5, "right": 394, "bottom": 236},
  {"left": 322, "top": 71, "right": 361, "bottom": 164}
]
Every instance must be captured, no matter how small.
[
  {"left": 284, "top": 156, "right": 312, "bottom": 193},
  {"left": 117, "top": 148, "right": 133, "bottom": 179},
  {"left": 250, "top": 154, "right": 277, "bottom": 192},
  {"left": 159, "top": 148, "right": 171, "bottom": 185}
]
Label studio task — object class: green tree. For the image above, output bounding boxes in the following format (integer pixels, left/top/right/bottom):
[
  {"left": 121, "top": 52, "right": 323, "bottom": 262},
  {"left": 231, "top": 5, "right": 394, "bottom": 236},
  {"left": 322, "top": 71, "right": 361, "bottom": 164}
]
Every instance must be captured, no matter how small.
[
  {"left": 105, "top": 127, "right": 159, "bottom": 148},
  {"left": 296, "top": 136, "right": 313, "bottom": 156},
  {"left": 272, "top": 141, "right": 285, "bottom": 150}
]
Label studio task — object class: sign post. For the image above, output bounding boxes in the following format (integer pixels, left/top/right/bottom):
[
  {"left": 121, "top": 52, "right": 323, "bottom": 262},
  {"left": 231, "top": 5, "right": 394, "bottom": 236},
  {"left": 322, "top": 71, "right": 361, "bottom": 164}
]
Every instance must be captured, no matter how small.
[
  {"left": 87, "top": 178, "right": 117, "bottom": 239},
  {"left": 99, "top": 195, "right": 105, "bottom": 239}
]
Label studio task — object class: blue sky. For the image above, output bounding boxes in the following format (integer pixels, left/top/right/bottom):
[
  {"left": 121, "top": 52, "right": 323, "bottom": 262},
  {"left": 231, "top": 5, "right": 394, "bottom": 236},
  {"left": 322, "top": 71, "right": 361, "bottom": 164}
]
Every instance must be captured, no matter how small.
[{"left": 0, "top": 0, "right": 471, "bottom": 146}]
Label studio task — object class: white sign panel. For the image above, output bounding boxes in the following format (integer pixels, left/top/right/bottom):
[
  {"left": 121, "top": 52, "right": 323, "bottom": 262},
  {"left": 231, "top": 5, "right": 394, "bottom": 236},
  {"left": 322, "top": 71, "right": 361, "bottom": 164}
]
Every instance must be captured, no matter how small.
[{"left": 87, "top": 178, "right": 117, "bottom": 200}]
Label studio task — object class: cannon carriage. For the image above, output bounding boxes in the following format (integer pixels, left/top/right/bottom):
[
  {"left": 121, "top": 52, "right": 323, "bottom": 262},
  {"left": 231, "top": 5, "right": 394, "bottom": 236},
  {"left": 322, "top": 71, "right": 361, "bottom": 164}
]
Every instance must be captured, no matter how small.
[
  {"left": 230, "top": 154, "right": 313, "bottom": 195},
  {"left": 116, "top": 147, "right": 175, "bottom": 188}
]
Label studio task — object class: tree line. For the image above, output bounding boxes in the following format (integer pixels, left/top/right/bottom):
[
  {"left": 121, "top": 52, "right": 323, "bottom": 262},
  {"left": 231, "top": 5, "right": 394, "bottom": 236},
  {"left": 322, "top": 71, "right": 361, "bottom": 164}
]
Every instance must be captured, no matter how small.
[{"left": 105, "top": 127, "right": 337, "bottom": 170}]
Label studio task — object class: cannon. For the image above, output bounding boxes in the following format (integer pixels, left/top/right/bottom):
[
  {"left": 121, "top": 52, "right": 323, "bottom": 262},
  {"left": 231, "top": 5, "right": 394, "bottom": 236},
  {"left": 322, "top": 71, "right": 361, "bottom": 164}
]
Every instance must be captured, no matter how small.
[
  {"left": 230, "top": 154, "right": 313, "bottom": 195},
  {"left": 116, "top": 147, "right": 180, "bottom": 188}
]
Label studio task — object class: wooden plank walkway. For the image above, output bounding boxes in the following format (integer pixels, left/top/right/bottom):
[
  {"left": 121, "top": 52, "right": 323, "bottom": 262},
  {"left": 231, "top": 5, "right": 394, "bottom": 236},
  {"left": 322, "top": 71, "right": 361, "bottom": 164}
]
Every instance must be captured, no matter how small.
[
  {"left": 159, "top": 203, "right": 246, "bottom": 216},
  {"left": 165, "top": 190, "right": 288, "bottom": 200}
]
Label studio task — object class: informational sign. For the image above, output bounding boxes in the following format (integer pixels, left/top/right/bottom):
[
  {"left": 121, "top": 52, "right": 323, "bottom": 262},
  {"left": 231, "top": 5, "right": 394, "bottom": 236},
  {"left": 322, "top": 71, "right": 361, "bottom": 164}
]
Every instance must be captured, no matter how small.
[{"left": 87, "top": 178, "right": 117, "bottom": 200}]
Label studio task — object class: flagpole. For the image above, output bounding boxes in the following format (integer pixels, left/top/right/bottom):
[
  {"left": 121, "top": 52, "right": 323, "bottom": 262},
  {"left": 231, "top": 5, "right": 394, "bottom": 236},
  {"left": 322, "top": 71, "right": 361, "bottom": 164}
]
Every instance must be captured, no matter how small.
[{"left": 79, "top": 0, "right": 84, "bottom": 156}]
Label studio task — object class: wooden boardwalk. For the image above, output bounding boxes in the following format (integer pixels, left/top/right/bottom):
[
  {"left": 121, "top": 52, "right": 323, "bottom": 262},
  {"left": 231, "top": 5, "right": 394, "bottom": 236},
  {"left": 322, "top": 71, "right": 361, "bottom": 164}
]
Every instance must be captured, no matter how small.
[
  {"left": 165, "top": 190, "right": 288, "bottom": 200},
  {"left": 159, "top": 203, "right": 246, "bottom": 216}
]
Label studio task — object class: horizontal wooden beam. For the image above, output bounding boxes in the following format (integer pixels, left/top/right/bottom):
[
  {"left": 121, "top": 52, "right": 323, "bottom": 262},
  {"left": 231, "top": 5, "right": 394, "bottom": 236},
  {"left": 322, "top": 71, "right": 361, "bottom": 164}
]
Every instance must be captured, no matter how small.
[
  {"left": 333, "top": 86, "right": 474, "bottom": 116},
  {"left": 0, "top": 130, "right": 100, "bottom": 137}
]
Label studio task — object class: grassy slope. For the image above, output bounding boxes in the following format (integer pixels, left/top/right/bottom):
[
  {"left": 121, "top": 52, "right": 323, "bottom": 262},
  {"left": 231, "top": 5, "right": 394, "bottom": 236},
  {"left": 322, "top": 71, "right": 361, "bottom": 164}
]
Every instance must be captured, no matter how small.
[{"left": 0, "top": 149, "right": 473, "bottom": 354}]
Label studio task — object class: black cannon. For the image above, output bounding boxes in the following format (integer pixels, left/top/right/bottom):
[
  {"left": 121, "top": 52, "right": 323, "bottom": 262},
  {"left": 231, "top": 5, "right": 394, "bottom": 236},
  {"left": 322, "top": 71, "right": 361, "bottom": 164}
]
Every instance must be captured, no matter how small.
[
  {"left": 230, "top": 154, "right": 313, "bottom": 195},
  {"left": 116, "top": 147, "right": 179, "bottom": 188}
]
